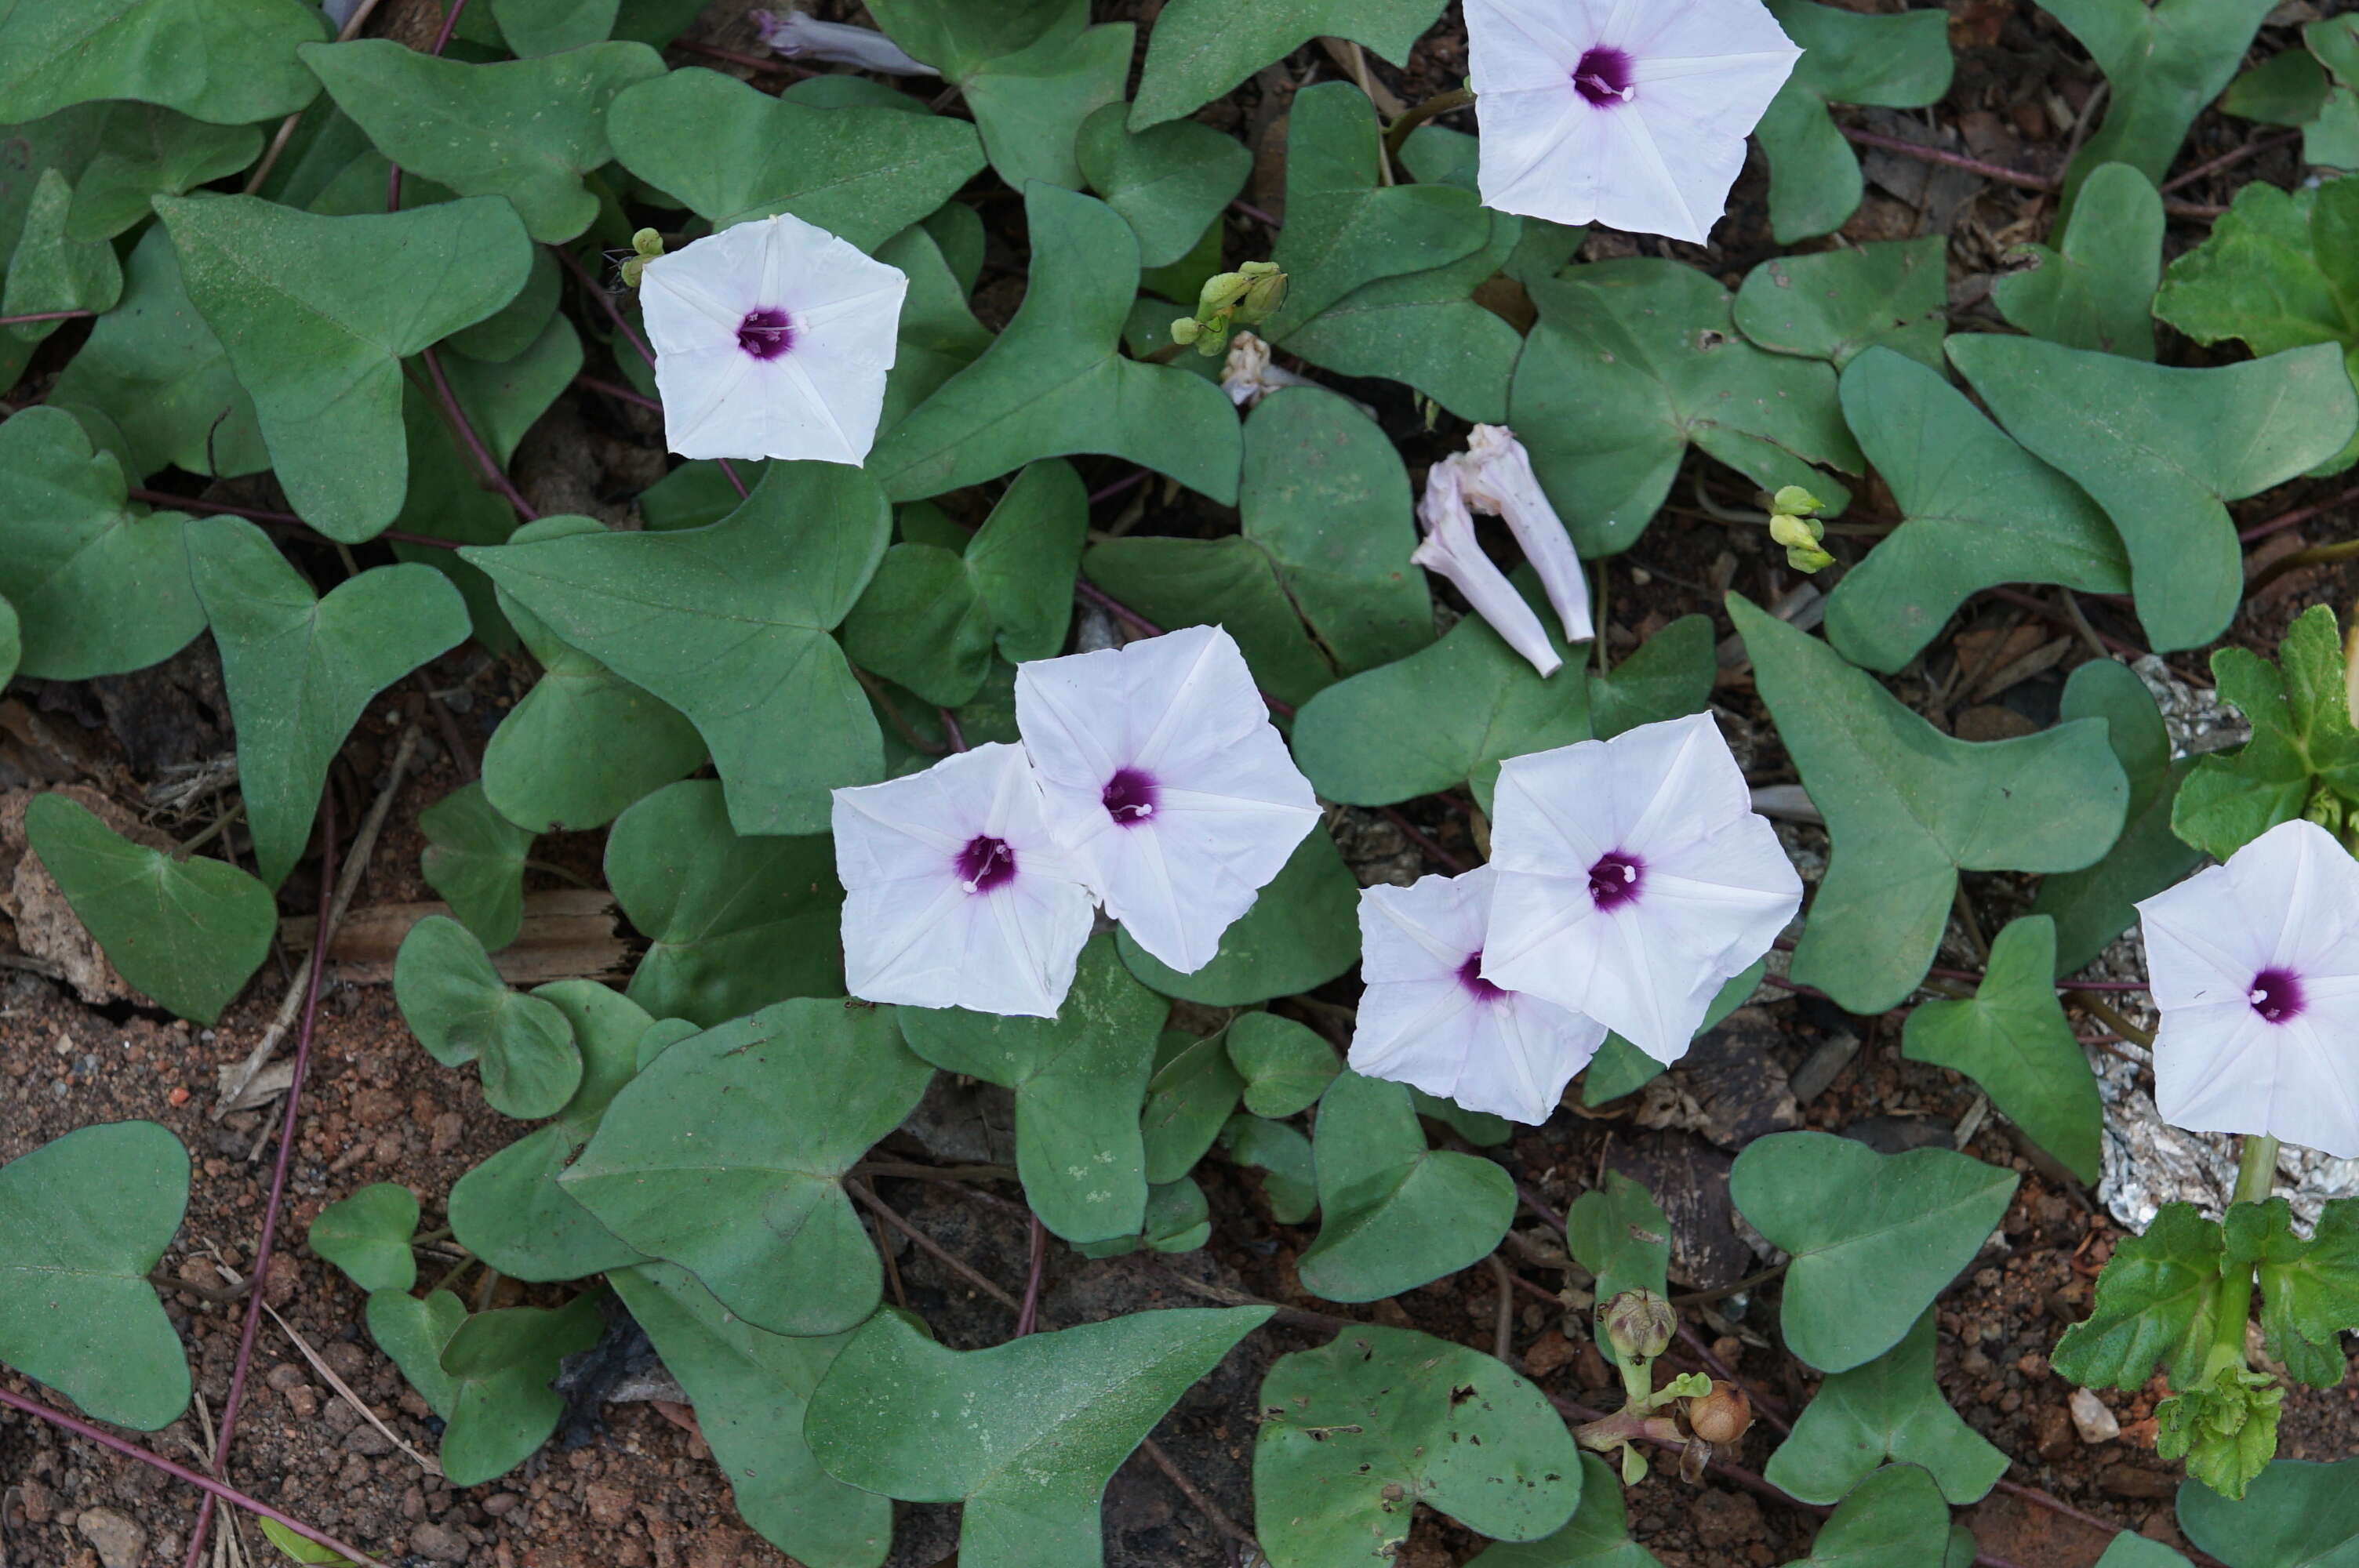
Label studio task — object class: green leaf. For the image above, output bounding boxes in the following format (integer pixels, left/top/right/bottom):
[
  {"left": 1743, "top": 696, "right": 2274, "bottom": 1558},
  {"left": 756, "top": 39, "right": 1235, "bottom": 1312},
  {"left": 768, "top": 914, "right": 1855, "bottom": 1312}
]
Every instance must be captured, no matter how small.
[
  {"left": 47, "top": 223, "right": 269, "bottom": 481},
  {"left": 1297, "top": 1071, "right": 1515, "bottom": 1302},
  {"left": 1143, "top": 1031, "right": 1246, "bottom": 1185},
  {"left": 2157, "top": 1363, "right": 2283, "bottom": 1501},
  {"left": 438, "top": 310, "right": 580, "bottom": 469},
  {"left": 1129, "top": 0, "right": 1443, "bottom": 129},
  {"left": 839, "top": 543, "right": 996, "bottom": 708},
  {"left": 437, "top": 1295, "right": 605, "bottom": 1486},
  {"left": 1901, "top": 916, "right": 2103, "bottom": 1184},
  {"left": 862, "top": 0, "right": 1079, "bottom": 81},
  {"left": 2176, "top": 1456, "right": 2359, "bottom": 1565},
  {"left": 964, "top": 459, "right": 1088, "bottom": 663},
  {"left": 962, "top": 22, "right": 1132, "bottom": 192},
  {"left": 2, "top": 170, "right": 122, "bottom": 340},
  {"left": 608, "top": 67, "right": 985, "bottom": 248},
  {"left": 300, "top": 41, "right": 662, "bottom": 243},
  {"left": 1512, "top": 260, "right": 1859, "bottom": 555},
  {"left": 2152, "top": 177, "right": 2359, "bottom": 477},
  {"left": 1566, "top": 1172, "right": 1670, "bottom": 1348},
  {"left": 563, "top": 999, "right": 932, "bottom": 1334},
  {"left": 1227, "top": 1012, "right": 1340, "bottom": 1119},
  {"left": 394, "top": 915, "right": 584, "bottom": 1120},
  {"left": 2052, "top": 1203, "right": 2226, "bottom": 1392},
  {"left": 1754, "top": 1, "right": 1954, "bottom": 242},
  {"left": 2034, "top": 0, "right": 2278, "bottom": 212},
  {"left": 2030, "top": 659, "right": 2203, "bottom": 975},
  {"left": 1730, "top": 1131, "right": 2019, "bottom": 1373},
  {"left": 378, "top": 381, "right": 518, "bottom": 655},
  {"left": 1764, "top": 1307, "right": 2010, "bottom": 1505},
  {"left": 2092, "top": 1536, "right": 2193, "bottom": 1567},
  {"left": 0, "top": 0, "right": 329, "bottom": 125},
  {"left": 0, "top": 406, "right": 205, "bottom": 678},
  {"left": 875, "top": 221, "right": 994, "bottom": 434},
  {"left": 899, "top": 935, "right": 1165, "bottom": 1243},
  {"left": 1412, "top": 1086, "right": 1514, "bottom": 1147},
  {"left": 419, "top": 782, "right": 533, "bottom": 953},
  {"left": 155, "top": 194, "right": 533, "bottom": 542},
  {"left": 871, "top": 183, "right": 1241, "bottom": 505},
  {"left": 1256, "top": 1323, "right": 1582, "bottom": 1566},
  {"left": 609, "top": 1264, "right": 889, "bottom": 1568},
  {"left": 0, "top": 598, "right": 15, "bottom": 689},
  {"left": 2230, "top": 1197, "right": 2359, "bottom": 1391},
  {"left": 257, "top": 1517, "right": 355, "bottom": 1566},
  {"left": 1218, "top": 1114, "right": 1318, "bottom": 1223},
  {"left": 1076, "top": 100, "right": 1250, "bottom": 269},
  {"left": 1469, "top": 1452, "right": 1662, "bottom": 1567},
  {"left": 9, "top": 103, "right": 260, "bottom": 244},
  {"left": 1993, "top": 163, "right": 2165, "bottom": 359},
  {"left": 2223, "top": 49, "right": 2330, "bottom": 126},
  {"left": 447, "top": 245, "right": 562, "bottom": 364},
  {"left": 22, "top": 793, "right": 277, "bottom": 1025},
  {"left": 1082, "top": 1175, "right": 1216, "bottom": 1257},
  {"left": 603, "top": 779, "right": 843, "bottom": 1028},
  {"left": 308, "top": 1183, "right": 420, "bottom": 1296},
  {"left": 1784, "top": 1465, "right": 1955, "bottom": 1568},
  {"left": 0, "top": 1123, "right": 191, "bottom": 1431},
  {"left": 1734, "top": 238, "right": 1948, "bottom": 370},
  {"left": 806, "top": 1305, "right": 1270, "bottom": 1568},
  {"left": 1116, "top": 826, "right": 1361, "bottom": 1005},
  {"left": 493, "top": 0, "right": 616, "bottom": 55},
  {"left": 2173, "top": 605, "right": 2359, "bottom": 859},
  {"left": 366, "top": 1287, "right": 466, "bottom": 1418},
  {"left": 445, "top": 982, "right": 655, "bottom": 1282},
  {"left": 189, "top": 518, "right": 471, "bottom": 886},
  {"left": 1729, "top": 593, "right": 2128, "bottom": 1013},
  {"left": 463, "top": 460, "right": 890, "bottom": 837}
]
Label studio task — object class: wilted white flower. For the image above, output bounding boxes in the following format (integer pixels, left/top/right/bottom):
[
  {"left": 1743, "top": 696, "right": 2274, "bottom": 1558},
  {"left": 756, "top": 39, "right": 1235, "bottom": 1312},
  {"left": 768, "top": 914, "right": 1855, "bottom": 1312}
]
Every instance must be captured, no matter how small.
[
  {"left": 831, "top": 742, "right": 1096, "bottom": 1018},
  {"left": 638, "top": 211, "right": 907, "bottom": 465},
  {"left": 752, "top": 9, "right": 937, "bottom": 74},
  {"left": 1220, "top": 330, "right": 1321, "bottom": 409},
  {"left": 1413, "top": 460, "right": 1562, "bottom": 679},
  {"left": 1351, "top": 865, "right": 1608, "bottom": 1124},
  {"left": 2139, "top": 818, "right": 2359, "bottom": 1159},
  {"left": 1450, "top": 425, "right": 1594, "bottom": 647},
  {"left": 1465, "top": 0, "right": 1802, "bottom": 244},
  {"left": 1482, "top": 713, "right": 1801, "bottom": 1062},
  {"left": 1015, "top": 624, "right": 1320, "bottom": 974}
]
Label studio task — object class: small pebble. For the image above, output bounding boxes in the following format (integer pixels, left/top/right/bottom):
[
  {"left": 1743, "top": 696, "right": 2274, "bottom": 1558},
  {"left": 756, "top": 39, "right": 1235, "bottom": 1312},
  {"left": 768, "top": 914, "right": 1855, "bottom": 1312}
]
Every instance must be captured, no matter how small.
[{"left": 2070, "top": 1387, "right": 2121, "bottom": 1444}]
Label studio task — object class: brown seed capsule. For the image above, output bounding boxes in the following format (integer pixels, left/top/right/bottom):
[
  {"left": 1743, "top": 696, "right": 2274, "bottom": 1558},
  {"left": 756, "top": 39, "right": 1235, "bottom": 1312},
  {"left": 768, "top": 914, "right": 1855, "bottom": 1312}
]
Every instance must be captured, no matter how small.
[{"left": 1683, "top": 1380, "right": 1753, "bottom": 1445}]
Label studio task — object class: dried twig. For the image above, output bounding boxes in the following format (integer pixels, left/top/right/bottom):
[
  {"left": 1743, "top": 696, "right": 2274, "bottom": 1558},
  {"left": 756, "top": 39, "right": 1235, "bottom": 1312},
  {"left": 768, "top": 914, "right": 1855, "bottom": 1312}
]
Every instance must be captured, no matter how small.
[
  {"left": 1140, "top": 1438, "right": 1260, "bottom": 1553},
  {"left": 260, "top": 1299, "right": 442, "bottom": 1475}
]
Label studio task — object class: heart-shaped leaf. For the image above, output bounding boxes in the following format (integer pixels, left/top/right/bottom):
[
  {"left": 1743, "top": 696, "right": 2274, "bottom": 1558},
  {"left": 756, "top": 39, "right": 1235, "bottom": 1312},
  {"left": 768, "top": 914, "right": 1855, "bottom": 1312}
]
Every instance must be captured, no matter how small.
[
  {"left": 861, "top": 0, "right": 1079, "bottom": 79},
  {"left": 1076, "top": 100, "right": 1250, "bottom": 268},
  {"left": 366, "top": 1287, "right": 466, "bottom": 1421},
  {"left": 609, "top": 1264, "right": 889, "bottom": 1568},
  {"left": 24, "top": 793, "right": 278, "bottom": 1025},
  {"left": 603, "top": 779, "right": 843, "bottom": 1028},
  {"left": 1565, "top": 1173, "right": 1670, "bottom": 1349},
  {"left": 899, "top": 935, "right": 1166, "bottom": 1243},
  {"left": 493, "top": 0, "right": 617, "bottom": 54},
  {"left": 2175, "top": 1456, "right": 2359, "bottom": 1566},
  {"left": 1764, "top": 1306, "right": 2009, "bottom": 1504},
  {"left": 1219, "top": 1114, "right": 1318, "bottom": 1223},
  {"left": 608, "top": 67, "right": 984, "bottom": 247},
  {"left": 1821, "top": 349, "right": 2128, "bottom": 673},
  {"left": 1754, "top": 0, "right": 1954, "bottom": 241},
  {"left": 0, "top": 0, "right": 329, "bottom": 125},
  {"left": 1142, "top": 1031, "right": 1246, "bottom": 1185},
  {"left": 1902, "top": 916, "right": 2104, "bottom": 1184},
  {"left": 1730, "top": 593, "right": 2128, "bottom": 1014},
  {"left": 464, "top": 462, "right": 890, "bottom": 837},
  {"left": 839, "top": 543, "right": 998, "bottom": 708},
  {"left": 155, "top": 194, "right": 533, "bottom": 542},
  {"left": 1783, "top": 1465, "right": 1954, "bottom": 1567},
  {"left": 1255, "top": 1323, "right": 1583, "bottom": 1567},
  {"left": 1734, "top": 238, "right": 1948, "bottom": 370},
  {"left": 1730, "top": 1131, "right": 2019, "bottom": 1372},
  {"left": 1117, "top": 826, "right": 1361, "bottom": 1006},
  {"left": 563, "top": 999, "right": 932, "bottom": 1334},
  {"left": 394, "top": 915, "right": 584, "bottom": 1120},
  {"left": 419, "top": 782, "right": 534, "bottom": 953},
  {"left": 438, "top": 1295, "right": 605, "bottom": 1486},
  {"left": 1129, "top": 0, "right": 1443, "bottom": 129},
  {"left": 874, "top": 222, "right": 994, "bottom": 436},
  {"left": 1227, "top": 1012, "right": 1339, "bottom": 1119},
  {"left": 806, "top": 1305, "right": 1270, "bottom": 1568},
  {"left": 962, "top": 458, "right": 1089, "bottom": 663},
  {"left": 1993, "top": 162, "right": 2165, "bottom": 359},
  {"left": 18, "top": 103, "right": 260, "bottom": 244},
  {"left": 1298, "top": 1071, "right": 1515, "bottom": 1302},
  {"left": 0, "top": 1123, "right": 191, "bottom": 1431},
  {"left": 1512, "top": 260, "right": 1859, "bottom": 555},
  {"left": 1467, "top": 1452, "right": 1659, "bottom": 1567},
  {"left": 300, "top": 40, "right": 663, "bottom": 242},
  {"left": 961, "top": 22, "right": 1132, "bottom": 192},
  {"left": 0, "top": 406, "right": 205, "bottom": 679},
  {"left": 2092, "top": 1534, "right": 2193, "bottom": 1566},
  {"left": 870, "top": 183, "right": 1241, "bottom": 504},
  {"left": 189, "top": 517, "right": 471, "bottom": 886},
  {"left": 308, "top": 1183, "right": 420, "bottom": 1296},
  {"left": 2172, "top": 605, "right": 2359, "bottom": 861},
  {"left": 2, "top": 170, "right": 122, "bottom": 340},
  {"left": 2052, "top": 1203, "right": 2226, "bottom": 1392},
  {"left": 1946, "top": 334, "right": 2357, "bottom": 653}
]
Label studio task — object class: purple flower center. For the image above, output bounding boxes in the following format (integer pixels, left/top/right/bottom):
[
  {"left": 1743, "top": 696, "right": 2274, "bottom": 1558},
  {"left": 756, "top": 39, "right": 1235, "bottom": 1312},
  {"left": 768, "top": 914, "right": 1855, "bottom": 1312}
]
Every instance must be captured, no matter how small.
[
  {"left": 2248, "top": 967, "right": 2305, "bottom": 1025},
  {"left": 955, "top": 835, "right": 1017, "bottom": 895},
  {"left": 1589, "top": 851, "right": 1645, "bottom": 911},
  {"left": 1103, "top": 768, "right": 1159, "bottom": 827},
  {"left": 736, "top": 307, "right": 794, "bottom": 360},
  {"left": 1457, "top": 953, "right": 1505, "bottom": 1003},
  {"left": 1572, "top": 45, "right": 1636, "bottom": 107}
]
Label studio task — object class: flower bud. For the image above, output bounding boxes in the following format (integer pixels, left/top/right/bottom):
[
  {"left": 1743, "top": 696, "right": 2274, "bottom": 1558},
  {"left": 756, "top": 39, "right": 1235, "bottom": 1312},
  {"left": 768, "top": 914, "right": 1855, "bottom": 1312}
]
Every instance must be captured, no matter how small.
[
  {"left": 1682, "top": 1380, "right": 1752, "bottom": 1444},
  {"left": 1196, "top": 270, "right": 1256, "bottom": 315},
  {"left": 1169, "top": 317, "right": 1203, "bottom": 347},
  {"left": 619, "top": 227, "right": 664, "bottom": 289},
  {"left": 1771, "top": 485, "right": 1823, "bottom": 518},
  {"left": 1235, "top": 261, "right": 1288, "bottom": 323},
  {"left": 1601, "top": 1289, "right": 1677, "bottom": 1363}
]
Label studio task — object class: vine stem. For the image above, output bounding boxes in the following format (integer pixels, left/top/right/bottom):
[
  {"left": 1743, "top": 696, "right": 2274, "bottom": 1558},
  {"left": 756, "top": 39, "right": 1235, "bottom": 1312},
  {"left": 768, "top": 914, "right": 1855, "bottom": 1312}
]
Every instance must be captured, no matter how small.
[
  {"left": 422, "top": 343, "right": 538, "bottom": 521},
  {"left": 126, "top": 487, "right": 466, "bottom": 551},
  {"left": 0, "top": 1384, "right": 387, "bottom": 1568},
  {"left": 0, "top": 308, "right": 95, "bottom": 326},
  {"left": 1012, "top": 1213, "right": 1048, "bottom": 1337},
  {"left": 2238, "top": 481, "right": 2359, "bottom": 544},
  {"left": 1834, "top": 125, "right": 2223, "bottom": 219},
  {"left": 1383, "top": 85, "right": 1474, "bottom": 155}
]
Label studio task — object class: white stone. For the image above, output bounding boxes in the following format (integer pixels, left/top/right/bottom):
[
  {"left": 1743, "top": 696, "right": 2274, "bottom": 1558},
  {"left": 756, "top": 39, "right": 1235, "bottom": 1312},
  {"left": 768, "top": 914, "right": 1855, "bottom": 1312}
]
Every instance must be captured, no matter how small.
[{"left": 2069, "top": 1387, "right": 2121, "bottom": 1445}]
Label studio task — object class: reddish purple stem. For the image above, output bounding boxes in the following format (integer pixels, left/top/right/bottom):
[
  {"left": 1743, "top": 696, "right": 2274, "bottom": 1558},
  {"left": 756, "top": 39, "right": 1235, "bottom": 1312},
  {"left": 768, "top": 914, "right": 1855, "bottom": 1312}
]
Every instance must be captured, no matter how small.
[
  {"left": 0, "top": 307, "right": 96, "bottom": 325},
  {"left": 421, "top": 343, "right": 538, "bottom": 521},
  {"left": 127, "top": 488, "right": 467, "bottom": 552},
  {"left": 1012, "top": 1214, "right": 1048, "bottom": 1337}
]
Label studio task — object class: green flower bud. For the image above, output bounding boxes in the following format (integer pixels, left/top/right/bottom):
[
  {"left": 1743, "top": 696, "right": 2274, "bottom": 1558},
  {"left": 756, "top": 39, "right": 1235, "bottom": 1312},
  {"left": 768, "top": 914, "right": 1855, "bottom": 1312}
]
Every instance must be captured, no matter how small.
[
  {"left": 1601, "top": 1289, "right": 1677, "bottom": 1363},
  {"left": 1170, "top": 316, "right": 1202, "bottom": 346},
  {"left": 1235, "top": 261, "right": 1288, "bottom": 323},
  {"left": 1771, "top": 485, "right": 1823, "bottom": 518},
  {"left": 1196, "top": 269, "right": 1256, "bottom": 315},
  {"left": 620, "top": 227, "right": 665, "bottom": 289}
]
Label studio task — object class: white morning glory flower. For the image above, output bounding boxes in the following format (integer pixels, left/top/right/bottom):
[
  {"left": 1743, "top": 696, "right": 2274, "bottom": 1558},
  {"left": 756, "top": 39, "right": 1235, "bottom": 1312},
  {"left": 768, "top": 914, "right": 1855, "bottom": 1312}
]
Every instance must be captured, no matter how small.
[
  {"left": 1352, "top": 864, "right": 1608, "bottom": 1124},
  {"left": 1015, "top": 624, "right": 1321, "bottom": 975},
  {"left": 1481, "top": 712, "right": 1802, "bottom": 1062},
  {"left": 2138, "top": 818, "right": 2359, "bottom": 1159},
  {"left": 1449, "top": 424, "right": 1594, "bottom": 648},
  {"left": 752, "top": 9, "right": 938, "bottom": 74},
  {"left": 1413, "top": 459, "right": 1563, "bottom": 679},
  {"left": 1465, "top": 0, "right": 1802, "bottom": 244},
  {"left": 831, "top": 742, "right": 1096, "bottom": 1018},
  {"left": 638, "top": 211, "right": 908, "bottom": 465}
]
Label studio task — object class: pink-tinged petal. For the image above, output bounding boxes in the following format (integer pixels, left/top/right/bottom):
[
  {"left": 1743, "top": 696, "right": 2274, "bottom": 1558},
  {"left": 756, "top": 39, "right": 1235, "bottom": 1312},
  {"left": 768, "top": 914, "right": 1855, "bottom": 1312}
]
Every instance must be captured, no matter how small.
[
  {"left": 754, "top": 10, "right": 937, "bottom": 75},
  {"left": 1454, "top": 427, "right": 1593, "bottom": 644},
  {"left": 1413, "top": 463, "right": 1562, "bottom": 679},
  {"left": 1015, "top": 626, "right": 1318, "bottom": 974}
]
